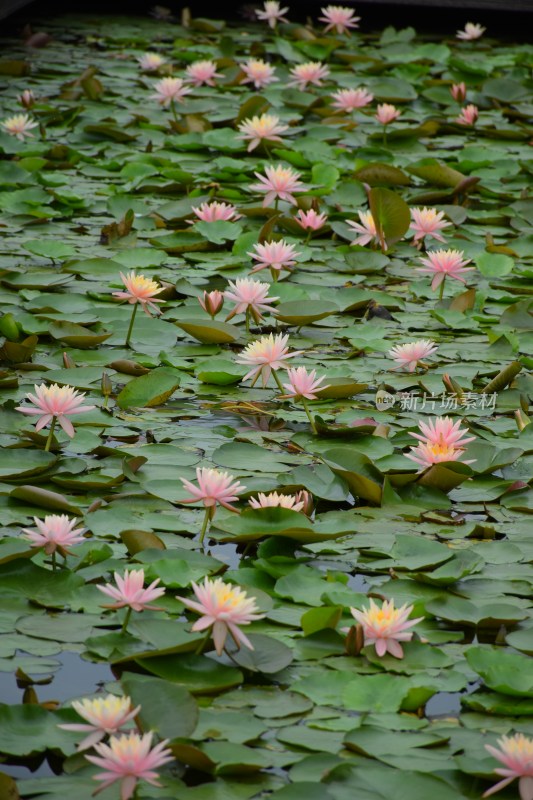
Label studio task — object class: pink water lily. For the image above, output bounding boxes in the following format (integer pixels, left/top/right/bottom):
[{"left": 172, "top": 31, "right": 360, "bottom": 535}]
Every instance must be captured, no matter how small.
[
  {"left": 248, "top": 239, "right": 301, "bottom": 276},
  {"left": 97, "top": 569, "right": 166, "bottom": 612},
  {"left": 198, "top": 290, "right": 224, "bottom": 318},
  {"left": 59, "top": 695, "right": 140, "bottom": 751},
  {"left": 85, "top": 732, "right": 173, "bottom": 800},
  {"left": 1, "top": 113, "right": 38, "bottom": 140},
  {"left": 457, "top": 22, "right": 486, "bottom": 40},
  {"left": 185, "top": 60, "right": 222, "bottom": 86},
  {"left": 417, "top": 248, "right": 474, "bottom": 293},
  {"left": 409, "top": 207, "right": 451, "bottom": 244},
  {"left": 190, "top": 201, "right": 240, "bottom": 222},
  {"left": 237, "top": 113, "right": 288, "bottom": 152},
  {"left": 240, "top": 58, "right": 278, "bottom": 88},
  {"left": 288, "top": 62, "right": 330, "bottom": 90},
  {"left": 483, "top": 733, "right": 533, "bottom": 800},
  {"left": 224, "top": 278, "right": 278, "bottom": 323},
  {"left": 249, "top": 491, "right": 306, "bottom": 512},
  {"left": 375, "top": 103, "right": 400, "bottom": 125},
  {"left": 295, "top": 209, "right": 328, "bottom": 232},
  {"left": 331, "top": 87, "right": 373, "bottom": 112},
  {"left": 281, "top": 366, "right": 329, "bottom": 399},
  {"left": 255, "top": 0, "right": 289, "bottom": 27},
  {"left": 16, "top": 383, "right": 95, "bottom": 438},
  {"left": 236, "top": 333, "right": 302, "bottom": 388},
  {"left": 405, "top": 416, "right": 476, "bottom": 470},
  {"left": 389, "top": 340, "right": 438, "bottom": 372},
  {"left": 177, "top": 576, "right": 265, "bottom": 655},
  {"left": 346, "top": 598, "right": 423, "bottom": 659},
  {"left": 137, "top": 52, "right": 165, "bottom": 71},
  {"left": 113, "top": 272, "right": 164, "bottom": 316},
  {"left": 180, "top": 467, "right": 246, "bottom": 513},
  {"left": 21, "top": 514, "right": 86, "bottom": 556},
  {"left": 250, "top": 164, "right": 304, "bottom": 207},
  {"left": 456, "top": 104, "right": 479, "bottom": 125},
  {"left": 347, "top": 210, "right": 382, "bottom": 248},
  {"left": 450, "top": 82, "right": 467, "bottom": 103},
  {"left": 319, "top": 5, "right": 360, "bottom": 34},
  {"left": 150, "top": 77, "right": 191, "bottom": 106},
  {"left": 18, "top": 89, "right": 36, "bottom": 109}
]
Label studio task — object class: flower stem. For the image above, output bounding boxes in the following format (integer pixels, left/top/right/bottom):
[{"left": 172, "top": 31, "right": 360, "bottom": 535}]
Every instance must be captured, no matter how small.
[
  {"left": 302, "top": 397, "right": 317, "bottom": 434},
  {"left": 245, "top": 308, "right": 251, "bottom": 335},
  {"left": 121, "top": 606, "right": 133, "bottom": 634},
  {"left": 125, "top": 302, "right": 138, "bottom": 348},
  {"left": 170, "top": 99, "right": 179, "bottom": 124},
  {"left": 382, "top": 125, "right": 387, "bottom": 146},
  {"left": 304, "top": 231, "right": 312, "bottom": 246},
  {"left": 272, "top": 370, "right": 285, "bottom": 393},
  {"left": 439, "top": 277, "right": 446, "bottom": 301},
  {"left": 51, "top": 550, "right": 57, "bottom": 572},
  {"left": 199, "top": 507, "right": 211, "bottom": 545},
  {"left": 194, "top": 631, "right": 211, "bottom": 655},
  {"left": 271, "top": 268, "right": 278, "bottom": 283},
  {"left": 44, "top": 417, "right": 57, "bottom": 452}
]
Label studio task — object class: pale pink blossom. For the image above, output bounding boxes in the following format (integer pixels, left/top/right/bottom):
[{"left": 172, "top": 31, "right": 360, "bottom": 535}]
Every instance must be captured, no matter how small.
[
  {"left": 59, "top": 695, "right": 140, "bottom": 752},
  {"left": 97, "top": 569, "right": 166, "bottom": 612},
  {"left": 375, "top": 103, "right": 401, "bottom": 125},
  {"left": 456, "top": 104, "right": 479, "bottom": 125},
  {"left": 18, "top": 89, "right": 36, "bottom": 109},
  {"left": 288, "top": 62, "right": 330, "bottom": 90},
  {"left": 417, "top": 249, "right": 474, "bottom": 292},
  {"left": 389, "top": 340, "right": 438, "bottom": 372},
  {"left": 457, "top": 22, "right": 486, "bottom": 40},
  {"left": 224, "top": 278, "right": 278, "bottom": 323},
  {"left": 113, "top": 271, "right": 164, "bottom": 316},
  {"left": 185, "top": 60, "right": 223, "bottom": 87},
  {"left": 150, "top": 77, "right": 191, "bottom": 106},
  {"left": 16, "top": 384, "right": 95, "bottom": 438},
  {"left": 21, "top": 514, "right": 86, "bottom": 556},
  {"left": 295, "top": 209, "right": 328, "bottom": 232},
  {"left": 483, "top": 733, "right": 533, "bottom": 800},
  {"left": 250, "top": 164, "right": 304, "bottom": 207},
  {"left": 198, "top": 290, "right": 224, "bottom": 317},
  {"left": 236, "top": 333, "right": 302, "bottom": 387},
  {"left": 409, "top": 207, "right": 451, "bottom": 244},
  {"left": 240, "top": 58, "right": 278, "bottom": 89},
  {"left": 237, "top": 113, "right": 288, "bottom": 152},
  {"left": 281, "top": 366, "right": 329, "bottom": 399},
  {"left": 176, "top": 576, "right": 265, "bottom": 655},
  {"left": 1, "top": 113, "right": 38, "bottom": 140},
  {"left": 255, "top": 0, "right": 289, "bottom": 27},
  {"left": 85, "top": 732, "right": 173, "bottom": 800},
  {"left": 137, "top": 52, "right": 165, "bottom": 71},
  {"left": 347, "top": 210, "right": 382, "bottom": 248},
  {"left": 319, "top": 5, "right": 360, "bottom": 34},
  {"left": 346, "top": 598, "right": 423, "bottom": 659},
  {"left": 331, "top": 87, "right": 373, "bottom": 112},
  {"left": 450, "top": 82, "right": 467, "bottom": 103},
  {"left": 247, "top": 239, "right": 301, "bottom": 275},
  {"left": 180, "top": 468, "right": 246, "bottom": 513},
  {"left": 405, "top": 416, "right": 476, "bottom": 470},
  {"left": 190, "top": 201, "right": 240, "bottom": 222},
  {"left": 249, "top": 491, "right": 305, "bottom": 511}
]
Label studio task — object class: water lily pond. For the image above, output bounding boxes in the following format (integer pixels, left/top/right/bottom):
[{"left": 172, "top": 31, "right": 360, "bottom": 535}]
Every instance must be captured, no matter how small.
[{"left": 0, "top": 5, "right": 533, "bottom": 800}]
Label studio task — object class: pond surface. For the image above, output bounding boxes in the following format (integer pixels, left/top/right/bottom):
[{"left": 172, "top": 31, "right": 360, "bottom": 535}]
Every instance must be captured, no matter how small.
[{"left": 0, "top": 6, "right": 532, "bottom": 800}]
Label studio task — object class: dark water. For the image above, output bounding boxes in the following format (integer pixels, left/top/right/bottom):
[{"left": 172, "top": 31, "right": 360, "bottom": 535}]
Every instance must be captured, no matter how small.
[{"left": 0, "top": 652, "right": 114, "bottom": 779}]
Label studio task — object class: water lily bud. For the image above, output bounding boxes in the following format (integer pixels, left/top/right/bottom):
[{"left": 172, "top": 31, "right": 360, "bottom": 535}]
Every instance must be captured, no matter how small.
[
  {"left": 514, "top": 409, "right": 531, "bottom": 431},
  {"left": 344, "top": 623, "right": 364, "bottom": 656},
  {"left": 63, "top": 351, "right": 76, "bottom": 369}
]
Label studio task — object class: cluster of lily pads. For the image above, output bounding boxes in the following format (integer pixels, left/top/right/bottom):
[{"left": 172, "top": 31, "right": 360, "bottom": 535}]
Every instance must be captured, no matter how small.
[{"left": 0, "top": 3, "right": 533, "bottom": 799}]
